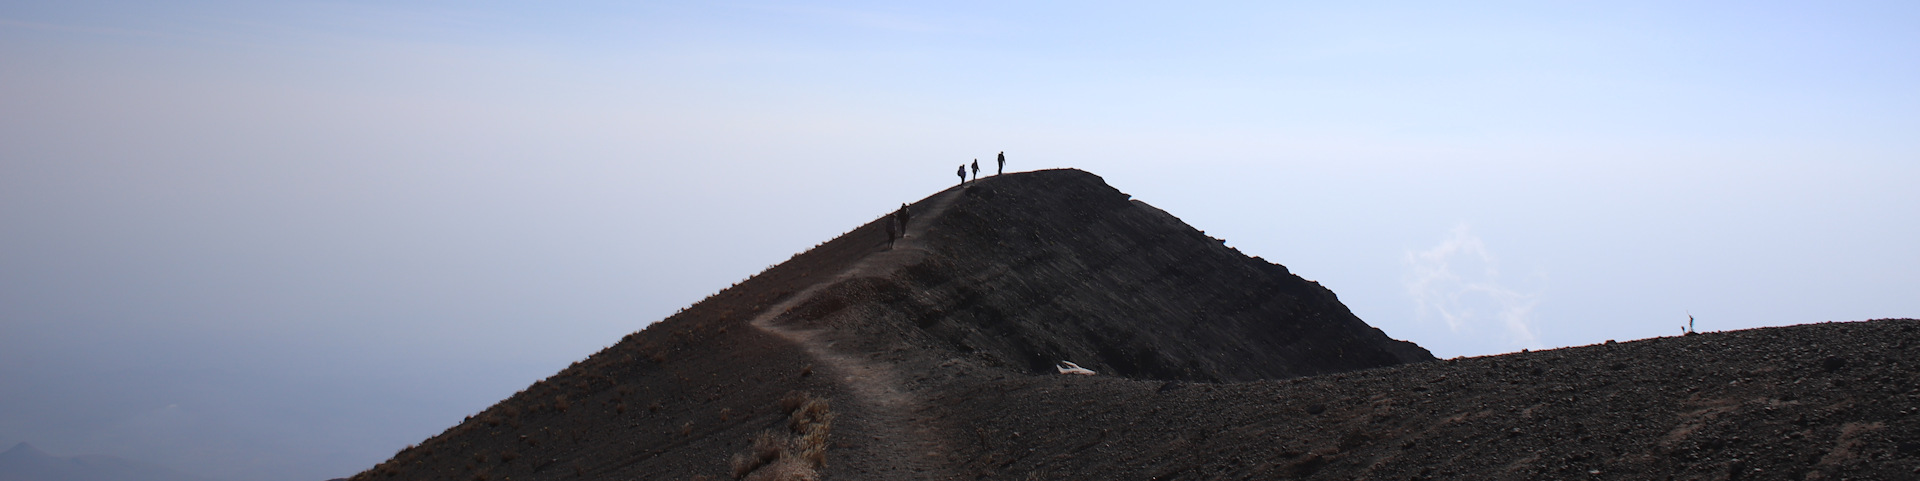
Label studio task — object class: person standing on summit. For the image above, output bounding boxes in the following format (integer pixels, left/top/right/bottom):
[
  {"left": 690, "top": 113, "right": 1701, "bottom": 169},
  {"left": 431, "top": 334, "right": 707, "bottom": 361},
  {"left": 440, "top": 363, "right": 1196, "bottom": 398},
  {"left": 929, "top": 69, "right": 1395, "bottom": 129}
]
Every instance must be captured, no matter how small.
[
  {"left": 996, "top": 151, "right": 1005, "bottom": 175},
  {"left": 957, "top": 165, "right": 967, "bottom": 185},
  {"left": 970, "top": 159, "right": 980, "bottom": 180}
]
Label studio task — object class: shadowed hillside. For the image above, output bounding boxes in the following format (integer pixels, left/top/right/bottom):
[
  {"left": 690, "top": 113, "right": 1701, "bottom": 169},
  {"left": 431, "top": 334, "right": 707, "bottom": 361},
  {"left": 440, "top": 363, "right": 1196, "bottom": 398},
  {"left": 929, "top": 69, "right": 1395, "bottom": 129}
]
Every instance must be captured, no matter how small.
[
  {"left": 778, "top": 169, "right": 1431, "bottom": 382},
  {"left": 345, "top": 169, "right": 1917, "bottom": 480}
]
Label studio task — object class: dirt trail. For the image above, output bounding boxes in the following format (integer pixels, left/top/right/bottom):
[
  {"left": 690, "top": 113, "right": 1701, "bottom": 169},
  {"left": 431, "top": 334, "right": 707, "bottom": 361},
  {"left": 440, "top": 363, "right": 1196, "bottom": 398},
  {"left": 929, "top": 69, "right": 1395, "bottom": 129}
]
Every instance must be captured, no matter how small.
[{"left": 749, "top": 186, "right": 967, "bottom": 480}]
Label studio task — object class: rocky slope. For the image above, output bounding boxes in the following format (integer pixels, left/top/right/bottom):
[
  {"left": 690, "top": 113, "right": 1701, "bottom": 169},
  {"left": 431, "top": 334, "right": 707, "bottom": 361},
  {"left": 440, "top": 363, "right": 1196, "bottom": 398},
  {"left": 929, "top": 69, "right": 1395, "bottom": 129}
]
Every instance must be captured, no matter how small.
[
  {"left": 346, "top": 169, "right": 1916, "bottom": 481},
  {"left": 922, "top": 318, "right": 1920, "bottom": 480},
  {"left": 783, "top": 169, "right": 1432, "bottom": 382}
]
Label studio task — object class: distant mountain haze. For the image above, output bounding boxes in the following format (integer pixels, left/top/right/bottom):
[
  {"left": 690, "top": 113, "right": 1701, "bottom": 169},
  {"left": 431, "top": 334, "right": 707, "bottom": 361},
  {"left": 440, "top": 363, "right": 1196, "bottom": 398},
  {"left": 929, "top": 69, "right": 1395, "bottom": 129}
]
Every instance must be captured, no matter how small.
[{"left": 0, "top": 442, "right": 210, "bottom": 481}]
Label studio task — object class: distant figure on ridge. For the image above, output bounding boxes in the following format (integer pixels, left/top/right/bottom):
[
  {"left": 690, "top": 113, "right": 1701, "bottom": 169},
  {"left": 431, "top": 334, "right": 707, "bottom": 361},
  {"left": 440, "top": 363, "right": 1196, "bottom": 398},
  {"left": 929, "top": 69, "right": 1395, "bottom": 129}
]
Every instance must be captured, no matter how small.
[
  {"left": 996, "top": 151, "right": 1005, "bottom": 175},
  {"left": 957, "top": 165, "right": 967, "bottom": 185},
  {"left": 890, "top": 208, "right": 907, "bottom": 247},
  {"left": 970, "top": 159, "right": 980, "bottom": 180},
  {"left": 898, "top": 203, "right": 912, "bottom": 232},
  {"left": 884, "top": 212, "right": 898, "bottom": 249}
]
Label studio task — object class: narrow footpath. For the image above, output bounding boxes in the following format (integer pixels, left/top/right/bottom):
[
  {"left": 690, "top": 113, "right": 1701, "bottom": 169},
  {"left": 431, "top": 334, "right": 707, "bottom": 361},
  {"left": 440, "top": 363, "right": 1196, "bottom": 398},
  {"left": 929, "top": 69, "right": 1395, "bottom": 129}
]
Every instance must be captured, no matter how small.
[{"left": 748, "top": 185, "right": 968, "bottom": 480}]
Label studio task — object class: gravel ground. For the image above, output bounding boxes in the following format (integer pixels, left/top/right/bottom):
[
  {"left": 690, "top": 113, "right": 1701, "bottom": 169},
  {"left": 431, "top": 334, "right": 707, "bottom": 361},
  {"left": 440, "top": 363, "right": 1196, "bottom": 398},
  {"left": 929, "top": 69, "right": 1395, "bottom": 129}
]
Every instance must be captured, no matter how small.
[{"left": 913, "top": 318, "right": 1920, "bottom": 480}]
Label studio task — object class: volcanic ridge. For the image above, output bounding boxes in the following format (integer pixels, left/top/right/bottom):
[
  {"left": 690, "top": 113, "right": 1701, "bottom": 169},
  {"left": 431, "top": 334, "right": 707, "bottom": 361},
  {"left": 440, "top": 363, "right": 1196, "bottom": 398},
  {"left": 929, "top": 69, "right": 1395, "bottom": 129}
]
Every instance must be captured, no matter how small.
[{"left": 349, "top": 169, "right": 1920, "bottom": 481}]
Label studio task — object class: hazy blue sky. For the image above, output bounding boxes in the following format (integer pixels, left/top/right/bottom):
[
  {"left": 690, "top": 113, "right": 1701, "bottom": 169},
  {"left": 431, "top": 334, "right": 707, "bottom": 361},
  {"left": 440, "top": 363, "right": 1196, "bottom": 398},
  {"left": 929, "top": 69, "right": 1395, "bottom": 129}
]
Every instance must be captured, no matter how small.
[{"left": 3, "top": 2, "right": 1916, "bottom": 480}]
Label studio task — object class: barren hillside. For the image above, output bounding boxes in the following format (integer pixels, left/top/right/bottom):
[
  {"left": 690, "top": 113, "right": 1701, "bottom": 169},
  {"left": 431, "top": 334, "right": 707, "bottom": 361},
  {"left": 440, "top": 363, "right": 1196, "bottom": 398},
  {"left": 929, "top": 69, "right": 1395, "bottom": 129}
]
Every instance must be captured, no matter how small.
[{"left": 347, "top": 169, "right": 1917, "bottom": 481}]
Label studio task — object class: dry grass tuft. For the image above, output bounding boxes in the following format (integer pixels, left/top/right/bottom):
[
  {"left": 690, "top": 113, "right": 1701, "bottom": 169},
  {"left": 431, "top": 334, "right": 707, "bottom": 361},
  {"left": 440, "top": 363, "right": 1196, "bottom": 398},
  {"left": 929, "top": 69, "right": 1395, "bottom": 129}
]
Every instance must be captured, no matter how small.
[
  {"left": 729, "top": 431, "right": 785, "bottom": 478},
  {"left": 742, "top": 457, "right": 816, "bottom": 481},
  {"left": 751, "top": 431, "right": 785, "bottom": 462},
  {"left": 778, "top": 391, "right": 809, "bottom": 413},
  {"left": 789, "top": 398, "right": 831, "bottom": 433},
  {"left": 728, "top": 392, "right": 833, "bottom": 480},
  {"left": 796, "top": 428, "right": 829, "bottom": 468}
]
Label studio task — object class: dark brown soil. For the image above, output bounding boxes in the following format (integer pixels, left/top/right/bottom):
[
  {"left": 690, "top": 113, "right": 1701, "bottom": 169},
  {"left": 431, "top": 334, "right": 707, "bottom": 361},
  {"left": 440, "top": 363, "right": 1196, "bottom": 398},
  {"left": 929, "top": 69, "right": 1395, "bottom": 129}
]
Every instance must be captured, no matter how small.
[
  {"left": 347, "top": 169, "right": 1919, "bottom": 481},
  {"left": 801, "top": 169, "right": 1432, "bottom": 383},
  {"left": 919, "top": 319, "right": 1920, "bottom": 480}
]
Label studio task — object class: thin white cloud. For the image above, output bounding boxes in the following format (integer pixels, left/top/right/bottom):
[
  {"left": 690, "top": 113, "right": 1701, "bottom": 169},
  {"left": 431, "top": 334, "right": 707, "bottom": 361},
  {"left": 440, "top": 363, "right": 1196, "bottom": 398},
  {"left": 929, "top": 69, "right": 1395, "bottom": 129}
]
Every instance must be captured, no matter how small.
[{"left": 1404, "top": 224, "right": 1541, "bottom": 349}]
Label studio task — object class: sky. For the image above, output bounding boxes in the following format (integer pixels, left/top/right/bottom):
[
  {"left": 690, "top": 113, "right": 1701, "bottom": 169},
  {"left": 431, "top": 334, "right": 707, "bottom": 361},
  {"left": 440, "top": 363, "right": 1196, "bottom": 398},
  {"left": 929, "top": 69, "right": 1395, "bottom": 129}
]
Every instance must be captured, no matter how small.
[{"left": 2, "top": 1, "right": 1916, "bottom": 480}]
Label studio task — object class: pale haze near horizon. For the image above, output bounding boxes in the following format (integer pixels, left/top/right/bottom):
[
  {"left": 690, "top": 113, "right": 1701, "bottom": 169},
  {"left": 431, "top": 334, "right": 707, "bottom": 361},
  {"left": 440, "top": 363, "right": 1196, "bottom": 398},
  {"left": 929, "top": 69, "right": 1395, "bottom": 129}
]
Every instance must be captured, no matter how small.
[{"left": 2, "top": 2, "right": 1916, "bottom": 480}]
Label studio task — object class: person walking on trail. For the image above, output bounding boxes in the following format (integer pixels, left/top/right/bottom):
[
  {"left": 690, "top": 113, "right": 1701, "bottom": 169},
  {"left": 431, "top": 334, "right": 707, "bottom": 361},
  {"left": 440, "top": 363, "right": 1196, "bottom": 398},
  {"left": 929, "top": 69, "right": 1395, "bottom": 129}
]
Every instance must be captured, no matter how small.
[
  {"left": 898, "top": 203, "right": 912, "bottom": 233},
  {"left": 996, "top": 151, "right": 1005, "bottom": 175},
  {"left": 957, "top": 165, "right": 966, "bottom": 185},
  {"left": 970, "top": 159, "right": 980, "bottom": 180},
  {"left": 884, "top": 211, "right": 899, "bottom": 249},
  {"left": 890, "top": 207, "right": 907, "bottom": 246}
]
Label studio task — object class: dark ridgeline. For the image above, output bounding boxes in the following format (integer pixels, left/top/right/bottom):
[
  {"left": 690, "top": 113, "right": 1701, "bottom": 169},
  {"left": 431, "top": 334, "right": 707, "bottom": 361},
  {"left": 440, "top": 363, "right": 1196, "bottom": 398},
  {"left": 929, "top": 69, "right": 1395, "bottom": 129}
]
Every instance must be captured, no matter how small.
[
  {"left": 345, "top": 169, "right": 1916, "bottom": 481},
  {"left": 792, "top": 169, "right": 1431, "bottom": 382}
]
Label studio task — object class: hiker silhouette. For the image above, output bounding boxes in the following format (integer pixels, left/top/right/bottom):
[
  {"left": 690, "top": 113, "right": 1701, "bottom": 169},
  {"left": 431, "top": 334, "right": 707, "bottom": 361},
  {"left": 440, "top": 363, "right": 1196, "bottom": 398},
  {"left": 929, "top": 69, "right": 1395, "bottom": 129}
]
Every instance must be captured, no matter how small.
[
  {"left": 971, "top": 159, "right": 979, "bottom": 180},
  {"left": 957, "top": 165, "right": 966, "bottom": 185},
  {"left": 884, "top": 212, "right": 898, "bottom": 249},
  {"left": 997, "top": 151, "right": 1004, "bottom": 175},
  {"left": 898, "top": 203, "right": 912, "bottom": 232}
]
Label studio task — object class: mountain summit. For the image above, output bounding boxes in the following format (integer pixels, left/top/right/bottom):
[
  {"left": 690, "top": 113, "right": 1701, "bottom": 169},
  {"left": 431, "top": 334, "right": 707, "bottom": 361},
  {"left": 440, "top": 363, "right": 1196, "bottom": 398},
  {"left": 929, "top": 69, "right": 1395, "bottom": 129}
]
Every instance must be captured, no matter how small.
[
  {"left": 346, "top": 169, "right": 1438, "bottom": 480},
  {"left": 772, "top": 168, "right": 1433, "bottom": 382},
  {"left": 0, "top": 442, "right": 49, "bottom": 461},
  {"left": 347, "top": 169, "right": 1430, "bottom": 479},
  {"left": 348, "top": 169, "right": 1917, "bottom": 480}
]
